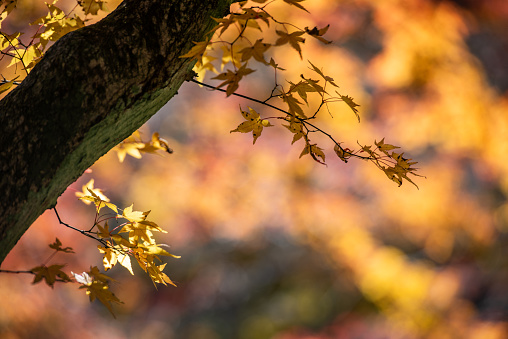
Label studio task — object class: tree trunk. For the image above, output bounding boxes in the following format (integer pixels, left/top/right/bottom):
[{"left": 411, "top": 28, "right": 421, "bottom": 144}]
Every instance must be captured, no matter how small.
[{"left": 0, "top": 0, "right": 234, "bottom": 264}]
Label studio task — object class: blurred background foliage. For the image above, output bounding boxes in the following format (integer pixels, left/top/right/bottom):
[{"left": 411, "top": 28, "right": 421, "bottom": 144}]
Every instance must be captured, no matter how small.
[{"left": 2, "top": 0, "right": 508, "bottom": 338}]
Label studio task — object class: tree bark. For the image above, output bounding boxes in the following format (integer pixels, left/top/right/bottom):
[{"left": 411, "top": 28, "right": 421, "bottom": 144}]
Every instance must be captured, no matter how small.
[{"left": 0, "top": 0, "right": 234, "bottom": 264}]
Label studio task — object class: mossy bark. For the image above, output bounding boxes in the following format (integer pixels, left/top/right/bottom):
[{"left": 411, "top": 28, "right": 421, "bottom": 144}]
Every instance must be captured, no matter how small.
[{"left": 0, "top": 0, "right": 234, "bottom": 264}]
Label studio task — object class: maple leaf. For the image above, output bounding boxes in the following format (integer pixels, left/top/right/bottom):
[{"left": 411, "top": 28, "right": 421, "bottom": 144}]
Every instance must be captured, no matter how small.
[
  {"left": 300, "top": 143, "right": 326, "bottom": 164},
  {"left": 282, "top": 0, "right": 309, "bottom": 13},
  {"left": 139, "top": 132, "right": 174, "bottom": 155},
  {"left": 75, "top": 267, "right": 123, "bottom": 318},
  {"left": 211, "top": 15, "right": 237, "bottom": 36},
  {"left": 283, "top": 121, "right": 305, "bottom": 144},
  {"left": 179, "top": 38, "right": 209, "bottom": 63},
  {"left": 98, "top": 246, "right": 134, "bottom": 274},
  {"left": 31, "top": 264, "right": 71, "bottom": 288},
  {"left": 212, "top": 63, "right": 255, "bottom": 96},
  {"left": 147, "top": 262, "right": 176, "bottom": 287},
  {"left": 78, "top": 186, "right": 118, "bottom": 213},
  {"left": 230, "top": 106, "right": 273, "bottom": 144},
  {"left": 281, "top": 92, "right": 306, "bottom": 118},
  {"left": 96, "top": 222, "right": 111, "bottom": 239},
  {"left": 239, "top": 39, "right": 271, "bottom": 64},
  {"left": 114, "top": 140, "right": 145, "bottom": 162},
  {"left": 375, "top": 138, "right": 400, "bottom": 155},
  {"left": 126, "top": 226, "right": 156, "bottom": 245},
  {"left": 49, "top": 238, "right": 74, "bottom": 253},
  {"left": 76, "top": 178, "right": 109, "bottom": 204},
  {"left": 122, "top": 204, "right": 149, "bottom": 223},
  {"left": 288, "top": 80, "right": 318, "bottom": 104},
  {"left": 275, "top": 30, "right": 305, "bottom": 59},
  {"left": 305, "top": 25, "right": 332, "bottom": 44},
  {"left": 334, "top": 144, "right": 352, "bottom": 163}
]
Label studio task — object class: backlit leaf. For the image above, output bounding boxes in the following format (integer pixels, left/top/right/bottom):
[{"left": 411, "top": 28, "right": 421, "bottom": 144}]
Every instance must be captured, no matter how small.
[
  {"left": 275, "top": 30, "right": 305, "bottom": 58},
  {"left": 240, "top": 39, "right": 271, "bottom": 64}
]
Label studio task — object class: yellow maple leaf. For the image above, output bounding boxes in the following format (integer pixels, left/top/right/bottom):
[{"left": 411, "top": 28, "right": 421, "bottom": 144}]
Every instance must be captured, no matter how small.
[
  {"left": 212, "top": 63, "right": 255, "bottom": 96},
  {"left": 179, "top": 38, "right": 209, "bottom": 62},
  {"left": 76, "top": 178, "right": 109, "bottom": 203},
  {"left": 114, "top": 141, "right": 145, "bottom": 162},
  {"left": 375, "top": 138, "right": 400, "bottom": 155},
  {"left": 76, "top": 180, "right": 118, "bottom": 213},
  {"left": 230, "top": 106, "right": 272, "bottom": 144},
  {"left": 147, "top": 262, "right": 177, "bottom": 287},
  {"left": 138, "top": 132, "right": 174, "bottom": 155},
  {"left": 122, "top": 204, "right": 149, "bottom": 222},
  {"left": 98, "top": 246, "right": 134, "bottom": 274}
]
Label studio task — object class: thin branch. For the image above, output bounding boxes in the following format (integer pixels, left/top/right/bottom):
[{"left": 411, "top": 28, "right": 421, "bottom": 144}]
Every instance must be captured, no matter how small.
[
  {"left": 190, "top": 78, "right": 370, "bottom": 161},
  {"left": 191, "top": 78, "right": 288, "bottom": 115},
  {"left": 0, "top": 269, "right": 34, "bottom": 275},
  {"left": 53, "top": 207, "right": 109, "bottom": 247}
]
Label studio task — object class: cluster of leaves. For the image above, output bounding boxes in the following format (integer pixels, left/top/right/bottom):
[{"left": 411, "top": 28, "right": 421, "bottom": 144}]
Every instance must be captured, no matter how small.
[
  {"left": 180, "top": 0, "right": 422, "bottom": 187},
  {"left": 23, "top": 176, "right": 179, "bottom": 317},
  {"left": 28, "top": 237, "right": 122, "bottom": 317},
  {"left": 76, "top": 179, "right": 179, "bottom": 289},
  {"left": 0, "top": 0, "right": 107, "bottom": 94}
]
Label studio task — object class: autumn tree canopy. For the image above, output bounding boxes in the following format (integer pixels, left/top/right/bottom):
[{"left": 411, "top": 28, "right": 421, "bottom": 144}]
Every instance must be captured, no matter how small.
[{"left": 0, "top": 0, "right": 235, "bottom": 263}]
